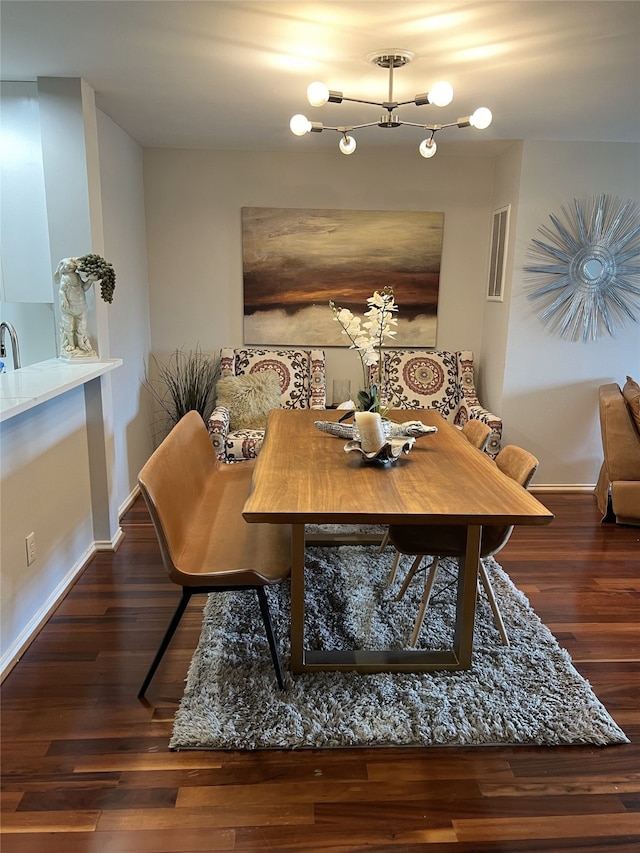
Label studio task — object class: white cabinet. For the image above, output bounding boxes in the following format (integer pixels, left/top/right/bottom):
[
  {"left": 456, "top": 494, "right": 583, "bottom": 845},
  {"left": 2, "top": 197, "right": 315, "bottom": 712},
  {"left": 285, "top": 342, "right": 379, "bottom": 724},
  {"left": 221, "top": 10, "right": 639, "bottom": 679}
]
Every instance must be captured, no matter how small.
[{"left": 0, "top": 82, "right": 54, "bottom": 304}]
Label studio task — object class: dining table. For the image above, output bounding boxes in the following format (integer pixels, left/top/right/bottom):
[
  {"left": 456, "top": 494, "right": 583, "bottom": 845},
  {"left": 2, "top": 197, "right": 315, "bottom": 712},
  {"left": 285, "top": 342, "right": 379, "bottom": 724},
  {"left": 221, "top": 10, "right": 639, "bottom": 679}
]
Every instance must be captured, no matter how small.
[{"left": 242, "top": 408, "right": 554, "bottom": 675}]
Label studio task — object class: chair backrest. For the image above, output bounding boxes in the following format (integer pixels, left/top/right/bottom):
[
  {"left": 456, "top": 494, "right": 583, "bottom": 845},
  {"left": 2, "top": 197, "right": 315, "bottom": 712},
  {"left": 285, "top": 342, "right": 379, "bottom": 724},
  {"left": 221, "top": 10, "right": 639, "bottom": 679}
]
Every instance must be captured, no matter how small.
[
  {"left": 138, "top": 411, "right": 216, "bottom": 577},
  {"left": 481, "top": 444, "right": 539, "bottom": 556},
  {"left": 220, "top": 347, "right": 326, "bottom": 409},
  {"left": 461, "top": 419, "right": 491, "bottom": 451},
  {"left": 373, "top": 349, "right": 462, "bottom": 418},
  {"left": 495, "top": 444, "right": 539, "bottom": 489},
  {"left": 372, "top": 349, "right": 484, "bottom": 419}
]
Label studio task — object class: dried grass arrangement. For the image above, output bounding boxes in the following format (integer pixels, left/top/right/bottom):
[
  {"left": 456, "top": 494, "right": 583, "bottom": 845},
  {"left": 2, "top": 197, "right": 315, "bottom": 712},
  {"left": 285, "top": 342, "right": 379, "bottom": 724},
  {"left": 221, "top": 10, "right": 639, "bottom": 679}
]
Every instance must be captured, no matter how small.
[{"left": 144, "top": 345, "right": 219, "bottom": 441}]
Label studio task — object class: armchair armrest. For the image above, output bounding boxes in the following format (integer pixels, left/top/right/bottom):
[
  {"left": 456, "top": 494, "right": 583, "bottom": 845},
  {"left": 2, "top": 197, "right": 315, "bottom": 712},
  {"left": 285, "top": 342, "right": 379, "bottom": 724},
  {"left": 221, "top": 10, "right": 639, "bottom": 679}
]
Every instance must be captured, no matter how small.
[
  {"left": 457, "top": 352, "right": 502, "bottom": 458},
  {"left": 465, "top": 404, "right": 503, "bottom": 459},
  {"left": 208, "top": 406, "right": 230, "bottom": 461},
  {"left": 309, "top": 348, "right": 327, "bottom": 409}
]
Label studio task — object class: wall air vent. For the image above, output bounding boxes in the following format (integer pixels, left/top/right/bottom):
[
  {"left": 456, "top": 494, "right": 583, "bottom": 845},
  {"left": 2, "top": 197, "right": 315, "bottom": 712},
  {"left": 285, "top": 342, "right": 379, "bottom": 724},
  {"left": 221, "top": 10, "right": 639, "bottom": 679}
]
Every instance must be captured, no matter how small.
[{"left": 487, "top": 205, "right": 510, "bottom": 302}]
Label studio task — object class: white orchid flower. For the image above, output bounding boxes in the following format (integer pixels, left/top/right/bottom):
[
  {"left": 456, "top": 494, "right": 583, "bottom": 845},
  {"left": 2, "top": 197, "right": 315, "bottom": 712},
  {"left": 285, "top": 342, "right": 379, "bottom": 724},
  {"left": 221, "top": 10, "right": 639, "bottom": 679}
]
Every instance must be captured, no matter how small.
[{"left": 329, "top": 286, "right": 397, "bottom": 413}]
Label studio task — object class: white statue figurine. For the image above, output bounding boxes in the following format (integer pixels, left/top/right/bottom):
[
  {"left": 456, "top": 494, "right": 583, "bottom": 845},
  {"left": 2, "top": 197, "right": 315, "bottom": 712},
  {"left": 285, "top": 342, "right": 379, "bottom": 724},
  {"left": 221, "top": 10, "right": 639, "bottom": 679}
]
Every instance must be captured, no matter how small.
[{"left": 55, "top": 257, "right": 97, "bottom": 358}]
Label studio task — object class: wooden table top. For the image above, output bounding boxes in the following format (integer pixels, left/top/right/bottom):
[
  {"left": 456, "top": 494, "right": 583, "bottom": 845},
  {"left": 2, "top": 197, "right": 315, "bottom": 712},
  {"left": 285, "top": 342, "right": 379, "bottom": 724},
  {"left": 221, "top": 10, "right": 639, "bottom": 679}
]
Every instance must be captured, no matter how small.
[{"left": 243, "top": 409, "right": 554, "bottom": 527}]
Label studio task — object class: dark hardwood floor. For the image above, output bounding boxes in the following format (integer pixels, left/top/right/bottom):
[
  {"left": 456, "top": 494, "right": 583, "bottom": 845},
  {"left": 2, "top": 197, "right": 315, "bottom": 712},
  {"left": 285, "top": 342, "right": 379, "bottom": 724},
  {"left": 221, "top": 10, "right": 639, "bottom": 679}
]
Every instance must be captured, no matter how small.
[{"left": 2, "top": 492, "right": 639, "bottom": 852}]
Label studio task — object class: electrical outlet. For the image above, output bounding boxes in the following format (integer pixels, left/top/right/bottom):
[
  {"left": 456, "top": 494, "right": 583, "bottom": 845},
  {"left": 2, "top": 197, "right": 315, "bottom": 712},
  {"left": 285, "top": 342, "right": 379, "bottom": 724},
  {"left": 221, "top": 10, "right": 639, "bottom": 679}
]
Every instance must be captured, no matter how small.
[{"left": 26, "top": 532, "right": 36, "bottom": 566}]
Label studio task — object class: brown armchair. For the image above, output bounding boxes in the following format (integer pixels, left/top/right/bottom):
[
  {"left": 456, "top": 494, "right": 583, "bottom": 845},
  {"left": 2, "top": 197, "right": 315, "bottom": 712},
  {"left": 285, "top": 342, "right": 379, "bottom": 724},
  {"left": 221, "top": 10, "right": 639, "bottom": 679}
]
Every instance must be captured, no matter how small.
[{"left": 594, "top": 378, "right": 640, "bottom": 527}]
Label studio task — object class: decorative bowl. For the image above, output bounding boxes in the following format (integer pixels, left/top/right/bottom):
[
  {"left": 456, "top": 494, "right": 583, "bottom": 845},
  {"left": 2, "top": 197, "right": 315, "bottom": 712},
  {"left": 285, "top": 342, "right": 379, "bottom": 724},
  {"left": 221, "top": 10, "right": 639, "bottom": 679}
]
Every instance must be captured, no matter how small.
[{"left": 344, "top": 436, "right": 416, "bottom": 464}]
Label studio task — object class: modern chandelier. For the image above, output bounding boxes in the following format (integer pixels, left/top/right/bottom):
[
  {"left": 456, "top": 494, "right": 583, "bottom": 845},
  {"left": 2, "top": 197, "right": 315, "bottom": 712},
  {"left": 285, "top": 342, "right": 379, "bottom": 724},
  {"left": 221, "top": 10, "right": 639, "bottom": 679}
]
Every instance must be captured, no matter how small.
[{"left": 289, "top": 50, "right": 493, "bottom": 158}]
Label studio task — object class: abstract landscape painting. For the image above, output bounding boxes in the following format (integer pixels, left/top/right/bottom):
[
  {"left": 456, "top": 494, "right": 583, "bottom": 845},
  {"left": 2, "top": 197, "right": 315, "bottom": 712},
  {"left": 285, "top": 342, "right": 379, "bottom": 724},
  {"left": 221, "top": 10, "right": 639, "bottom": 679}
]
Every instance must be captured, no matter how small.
[{"left": 241, "top": 207, "right": 443, "bottom": 346}]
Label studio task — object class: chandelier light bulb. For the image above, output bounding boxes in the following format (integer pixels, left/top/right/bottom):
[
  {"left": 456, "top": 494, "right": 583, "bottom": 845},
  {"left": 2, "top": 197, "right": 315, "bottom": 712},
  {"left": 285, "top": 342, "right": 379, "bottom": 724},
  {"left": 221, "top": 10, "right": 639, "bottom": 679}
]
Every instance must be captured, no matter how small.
[
  {"left": 339, "top": 135, "right": 357, "bottom": 155},
  {"left": 290, "top": 113, "right": 312, "bottom": 136},
  {"left": 470, "top": 107, "right": 493, "bottom": 129},
  {"left": 307, "top": 81, "right": 330, "bottom": 107},
  {"left": 419, "top": 138, "right": 437, "bottom": 159},
  {"left": 428, "top": 81, "right": 453, "bottom": 107}
]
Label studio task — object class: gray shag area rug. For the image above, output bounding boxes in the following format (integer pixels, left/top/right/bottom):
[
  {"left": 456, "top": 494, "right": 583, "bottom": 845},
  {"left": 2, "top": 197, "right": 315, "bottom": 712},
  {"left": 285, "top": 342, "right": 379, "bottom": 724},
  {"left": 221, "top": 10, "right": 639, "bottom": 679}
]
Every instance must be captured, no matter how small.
[{"left": 170, "top": 539, "right": 628, "bottom": 750}]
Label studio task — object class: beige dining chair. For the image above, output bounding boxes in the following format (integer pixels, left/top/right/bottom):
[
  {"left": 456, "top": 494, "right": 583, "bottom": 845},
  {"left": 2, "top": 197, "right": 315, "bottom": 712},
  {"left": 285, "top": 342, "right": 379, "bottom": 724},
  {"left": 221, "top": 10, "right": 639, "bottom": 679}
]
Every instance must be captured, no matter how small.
[
  {"left": 388, "top": 444, "right": 539, "bottom": 648},
  {"left": 380, "top": 418, "right": 492, "bottom": 557},
  {"left": 461, "top": 419, "right": 492, "bottom": 451}
]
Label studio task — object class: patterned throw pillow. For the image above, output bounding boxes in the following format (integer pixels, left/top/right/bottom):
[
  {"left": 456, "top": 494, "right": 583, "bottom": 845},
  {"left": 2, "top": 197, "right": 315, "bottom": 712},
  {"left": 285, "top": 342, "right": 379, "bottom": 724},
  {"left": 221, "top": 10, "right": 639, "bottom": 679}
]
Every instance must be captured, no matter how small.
[
  {"left": 622, "top": 375, "right": 640, "bottom": 433},
  {"left": 232, "top": 349, "right": 311, "bottom": 409},
  {"left": 215, "top": 370, "right": 282, "bottom": 430}
]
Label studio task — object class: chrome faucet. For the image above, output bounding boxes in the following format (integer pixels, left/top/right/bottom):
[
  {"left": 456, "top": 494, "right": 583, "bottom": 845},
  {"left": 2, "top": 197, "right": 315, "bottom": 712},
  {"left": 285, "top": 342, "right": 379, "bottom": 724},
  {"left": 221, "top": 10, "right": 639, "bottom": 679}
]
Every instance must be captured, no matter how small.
[{"left": 0, "top": 321, "right": 21, "bottom": 370}]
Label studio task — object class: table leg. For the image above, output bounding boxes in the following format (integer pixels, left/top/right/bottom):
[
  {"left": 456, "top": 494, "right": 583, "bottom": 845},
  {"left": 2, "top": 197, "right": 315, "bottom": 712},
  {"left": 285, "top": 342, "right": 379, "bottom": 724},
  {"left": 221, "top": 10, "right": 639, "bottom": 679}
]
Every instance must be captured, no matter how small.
[
  {"left": 289, "top": 522, "right": 481, "bottom": 674},
  {"left": 452, "top": 524, "right": 481, "bottom": 668},
  {"left": 289, "top": 523, "right": 306, "bottom": 672}
]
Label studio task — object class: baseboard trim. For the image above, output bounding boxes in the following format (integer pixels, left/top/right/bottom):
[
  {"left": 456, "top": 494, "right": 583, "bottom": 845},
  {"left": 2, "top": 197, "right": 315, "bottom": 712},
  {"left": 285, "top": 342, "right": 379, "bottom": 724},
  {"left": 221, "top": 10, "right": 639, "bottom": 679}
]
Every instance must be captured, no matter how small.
[
  {"left": 531, "top": 485, "right": 596, "bottom": 494},
  {"left": 0, "top": 543, "right": 96, "bottom": 682},
  {"left": 95, "top": 526, "right": 125, "bottom": 552},
  {"left": 1, "top": 486, "right": 140, "bottom": 683},
  {"left": 118, "top": 485, "right": 140, "bottom": 518}
]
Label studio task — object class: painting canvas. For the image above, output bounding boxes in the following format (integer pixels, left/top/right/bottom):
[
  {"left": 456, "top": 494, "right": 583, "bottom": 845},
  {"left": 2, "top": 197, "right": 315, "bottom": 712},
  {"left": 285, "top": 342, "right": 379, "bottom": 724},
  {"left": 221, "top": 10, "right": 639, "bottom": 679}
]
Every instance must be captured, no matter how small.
[{"left": 241, "top": 207, "right": 443, "bottom": 346}]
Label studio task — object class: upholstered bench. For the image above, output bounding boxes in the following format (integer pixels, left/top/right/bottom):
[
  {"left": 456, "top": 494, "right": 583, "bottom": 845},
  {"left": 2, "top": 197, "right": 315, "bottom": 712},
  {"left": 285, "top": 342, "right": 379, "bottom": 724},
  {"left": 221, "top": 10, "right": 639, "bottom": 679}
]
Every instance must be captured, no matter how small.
[
  {"left": 208, "top": 347, "right": 326, "bottom": 461},
  {"left": 370, "top": 349, "right": 502, "bottom": 457},
  {"left": 137, "top": 411, "right": 291, "bottom": 694}
]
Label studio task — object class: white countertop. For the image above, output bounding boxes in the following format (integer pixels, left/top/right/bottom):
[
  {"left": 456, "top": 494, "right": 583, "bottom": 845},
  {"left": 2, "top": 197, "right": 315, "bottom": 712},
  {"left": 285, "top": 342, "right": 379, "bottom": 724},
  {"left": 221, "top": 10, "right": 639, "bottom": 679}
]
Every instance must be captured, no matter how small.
[{"left": 0, "top": 357, "right": 122, "bottom": 422}]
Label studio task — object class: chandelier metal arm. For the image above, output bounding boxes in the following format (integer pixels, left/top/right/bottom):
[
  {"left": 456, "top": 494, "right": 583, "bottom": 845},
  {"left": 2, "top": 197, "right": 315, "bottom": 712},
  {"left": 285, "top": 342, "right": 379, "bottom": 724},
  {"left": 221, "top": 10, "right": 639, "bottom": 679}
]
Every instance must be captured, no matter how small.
[
  {"left": 399, "top": 119, "right": 471, "bottom": 131},
  {"left": 338, "top": 95, "right": 441, "bottom": 111},
  {"left": 395, "top": 97, "right": 429, "bottom": 107},
  {"left": 345, "top": 121, "right": 390, "bottom": 132},
  {"left": 337, "top": 95, "right": 449, "bottom": 115},
  {"left": 315, "top": 116, "right": 474, "bottom": 135},
  {"left": 313, "top": 121, "right": 385, "bottom": 133},
  {"left": 340, "top": 95, "right": 389, "bottom": 109},
  {"left": 397, "top": 120, "right": 441, "bottom": 131}
]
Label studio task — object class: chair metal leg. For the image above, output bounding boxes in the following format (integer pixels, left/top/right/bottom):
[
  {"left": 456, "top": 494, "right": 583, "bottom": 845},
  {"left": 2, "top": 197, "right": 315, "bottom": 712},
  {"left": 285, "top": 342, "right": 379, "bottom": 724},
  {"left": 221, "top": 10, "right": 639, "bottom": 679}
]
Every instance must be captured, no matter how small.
[
  {"left": 478, "top": 561, "right": 509, "bottom": 646},
  {"left": 138, "top": 588, "right": 193, "bottom": 698},
  {"left": 256, "top": 587, "right": 286, "bottom": 690}
]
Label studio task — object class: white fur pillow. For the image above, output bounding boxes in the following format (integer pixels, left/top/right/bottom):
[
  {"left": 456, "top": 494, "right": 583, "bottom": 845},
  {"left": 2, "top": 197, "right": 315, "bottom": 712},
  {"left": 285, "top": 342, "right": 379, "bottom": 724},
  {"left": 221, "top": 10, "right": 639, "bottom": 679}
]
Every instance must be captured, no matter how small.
[{"left": 216, "top": 370, "right": 282, "bottom": 430}]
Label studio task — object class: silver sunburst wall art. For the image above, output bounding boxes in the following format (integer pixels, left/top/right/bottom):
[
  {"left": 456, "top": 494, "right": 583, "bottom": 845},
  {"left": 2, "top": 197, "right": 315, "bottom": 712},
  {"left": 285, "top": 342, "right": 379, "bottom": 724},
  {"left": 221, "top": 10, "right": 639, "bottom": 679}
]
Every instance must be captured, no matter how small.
[{"left": 524, "top": 194, "right": 640, "bottom": 342}]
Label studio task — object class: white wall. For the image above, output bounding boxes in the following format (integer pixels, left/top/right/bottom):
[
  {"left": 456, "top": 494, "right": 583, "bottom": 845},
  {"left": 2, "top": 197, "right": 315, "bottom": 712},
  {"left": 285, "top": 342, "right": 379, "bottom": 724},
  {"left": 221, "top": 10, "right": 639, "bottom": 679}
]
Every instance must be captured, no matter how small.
[
  {"left": 503, "top": 141, "right": 640, "bottom": 486},
  {"left": 0, "top": 82, "right": 53, "bottom": 304},
  {"left": 0, "top": 302, "right": 56, "bottom": 368},
  {"left": 0, "top": 388, "right": 93, "bottom": 670},
  {"left": 0, "top": 84, "right": 153, "bottom": 676},
  {"left": 142, "top": 147, "right": 495, "bottom": 400},
  {"left": 0, "top": 81, "right": 57, "bottom": 367},
  {"left": 481, "top": 142, "right": 524, "bottom": 414},
  {"left": 143, "top": 142, "right": 639, "bottom": 487},
  {"left": 96, "top": 110, "right": 154, "bottom": 508}
]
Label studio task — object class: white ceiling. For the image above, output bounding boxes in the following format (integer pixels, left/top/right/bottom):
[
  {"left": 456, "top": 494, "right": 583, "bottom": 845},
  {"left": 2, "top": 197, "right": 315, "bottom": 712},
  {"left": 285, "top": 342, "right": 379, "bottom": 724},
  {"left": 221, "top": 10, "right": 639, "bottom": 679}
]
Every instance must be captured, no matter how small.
[{"left": 1, "top": 1, "right": 639, "bottom": 156}]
